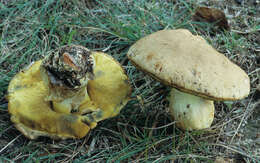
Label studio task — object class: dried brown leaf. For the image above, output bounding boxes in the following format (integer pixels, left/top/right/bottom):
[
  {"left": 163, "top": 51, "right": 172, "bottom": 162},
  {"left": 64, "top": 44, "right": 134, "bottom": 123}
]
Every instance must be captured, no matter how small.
[{"left": 193, "top": 7, "right": 230, "bottom": 30}]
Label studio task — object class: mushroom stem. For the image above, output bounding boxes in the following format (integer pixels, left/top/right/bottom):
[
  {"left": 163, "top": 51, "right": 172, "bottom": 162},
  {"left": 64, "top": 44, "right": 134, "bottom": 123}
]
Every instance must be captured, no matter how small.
[{"left": 169, "top": 88, "right": 214, "bottom": 130}]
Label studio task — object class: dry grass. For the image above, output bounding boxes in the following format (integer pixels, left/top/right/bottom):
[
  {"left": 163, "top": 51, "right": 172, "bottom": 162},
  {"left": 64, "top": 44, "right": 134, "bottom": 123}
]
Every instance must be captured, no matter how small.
[{"left": 0, "top": 0, "right": 259, "bottom": 162}]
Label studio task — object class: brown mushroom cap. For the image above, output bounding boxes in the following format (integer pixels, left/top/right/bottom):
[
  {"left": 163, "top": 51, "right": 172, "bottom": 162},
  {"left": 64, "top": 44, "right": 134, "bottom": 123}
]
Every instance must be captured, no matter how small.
[{"left": 127, "top": 29, "right": 250, "bottom": 101}]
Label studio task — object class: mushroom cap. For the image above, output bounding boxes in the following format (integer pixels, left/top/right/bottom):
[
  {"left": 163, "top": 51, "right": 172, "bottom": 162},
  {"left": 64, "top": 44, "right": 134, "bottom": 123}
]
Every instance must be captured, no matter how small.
[
  {"left": 169, "top": 88, "right": 214, "bottom": 130},
  {"left": 8, "top": 51, "right": 131, "bottom": 139},
  {"left": 8, "top": 61, "right": 91, "bottom": 139},
  {"left": 127, "top": 29, "right": 250, "bottom": 101}
]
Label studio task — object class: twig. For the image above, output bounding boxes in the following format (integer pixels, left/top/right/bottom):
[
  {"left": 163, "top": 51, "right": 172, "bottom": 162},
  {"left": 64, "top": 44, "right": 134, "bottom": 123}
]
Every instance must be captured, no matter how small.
[
  {"left": 117, "top": 121, "right": 176, "bottom": 130},
  {"left": 186, "top": 132, "right": 202, "bottom": 150},
  {"left": 231, "top": 28, "right": 260, "bottom": 34},
  {"left": 211, "top": 112, "right": 243, "bottom": 129},
  {"left": 210, "top": 143, "right": 259, "bottom": 161},
  {"left": 0, "top": 134, "right": 21, "bottom": 154},
  {"left": 230, "top": 98, "right": 253, "bottom": 144},
  {"left": 100, "top": 127, "right": 121, "bottom": 135},
  {"left": 67, "top": 138, "right": 88, "bottom": 162},
  {"left": 142, "top": 121, "right": 176, "bottom": 130},
  {"left": 102, "top": 38, "right": 119, "bottom": 52}
]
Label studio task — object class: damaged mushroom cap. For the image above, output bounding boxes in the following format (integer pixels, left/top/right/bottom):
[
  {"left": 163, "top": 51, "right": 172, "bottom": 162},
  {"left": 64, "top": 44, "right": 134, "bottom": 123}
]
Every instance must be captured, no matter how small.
[
  {"left": 8, "top": 61, "right": 91, "bottom": 139},
  {"left": 127, "top": 29, "right": 250, "bottom": 101},
  {"left": 8, "top": 50, "right": 131, "bottom": 139}
]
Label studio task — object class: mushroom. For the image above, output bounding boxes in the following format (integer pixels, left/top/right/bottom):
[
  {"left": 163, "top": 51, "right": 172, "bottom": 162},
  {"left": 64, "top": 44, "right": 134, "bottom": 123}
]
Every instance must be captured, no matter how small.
[
  {"left": 127, "top": 29, "right": 250, "bottom": 130},
  {"left": 7, "top": 45, "right": 131, "bottom": 139}
]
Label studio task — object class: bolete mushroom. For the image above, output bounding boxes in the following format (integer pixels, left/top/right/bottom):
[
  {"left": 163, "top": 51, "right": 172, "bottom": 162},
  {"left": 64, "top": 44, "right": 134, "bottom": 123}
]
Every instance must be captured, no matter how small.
[
  {"left": 127, "top": 29, "right": 250, "bottom": 130},
  {"left": 7, "top": 45, "right": 131, "bottom": 139}
]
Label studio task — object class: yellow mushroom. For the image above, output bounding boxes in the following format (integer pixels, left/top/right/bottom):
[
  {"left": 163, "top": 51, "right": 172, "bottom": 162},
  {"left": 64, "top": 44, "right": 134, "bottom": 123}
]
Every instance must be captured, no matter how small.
[{"left": 7, "top": 45, "right": 131, "bottom": 139}]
